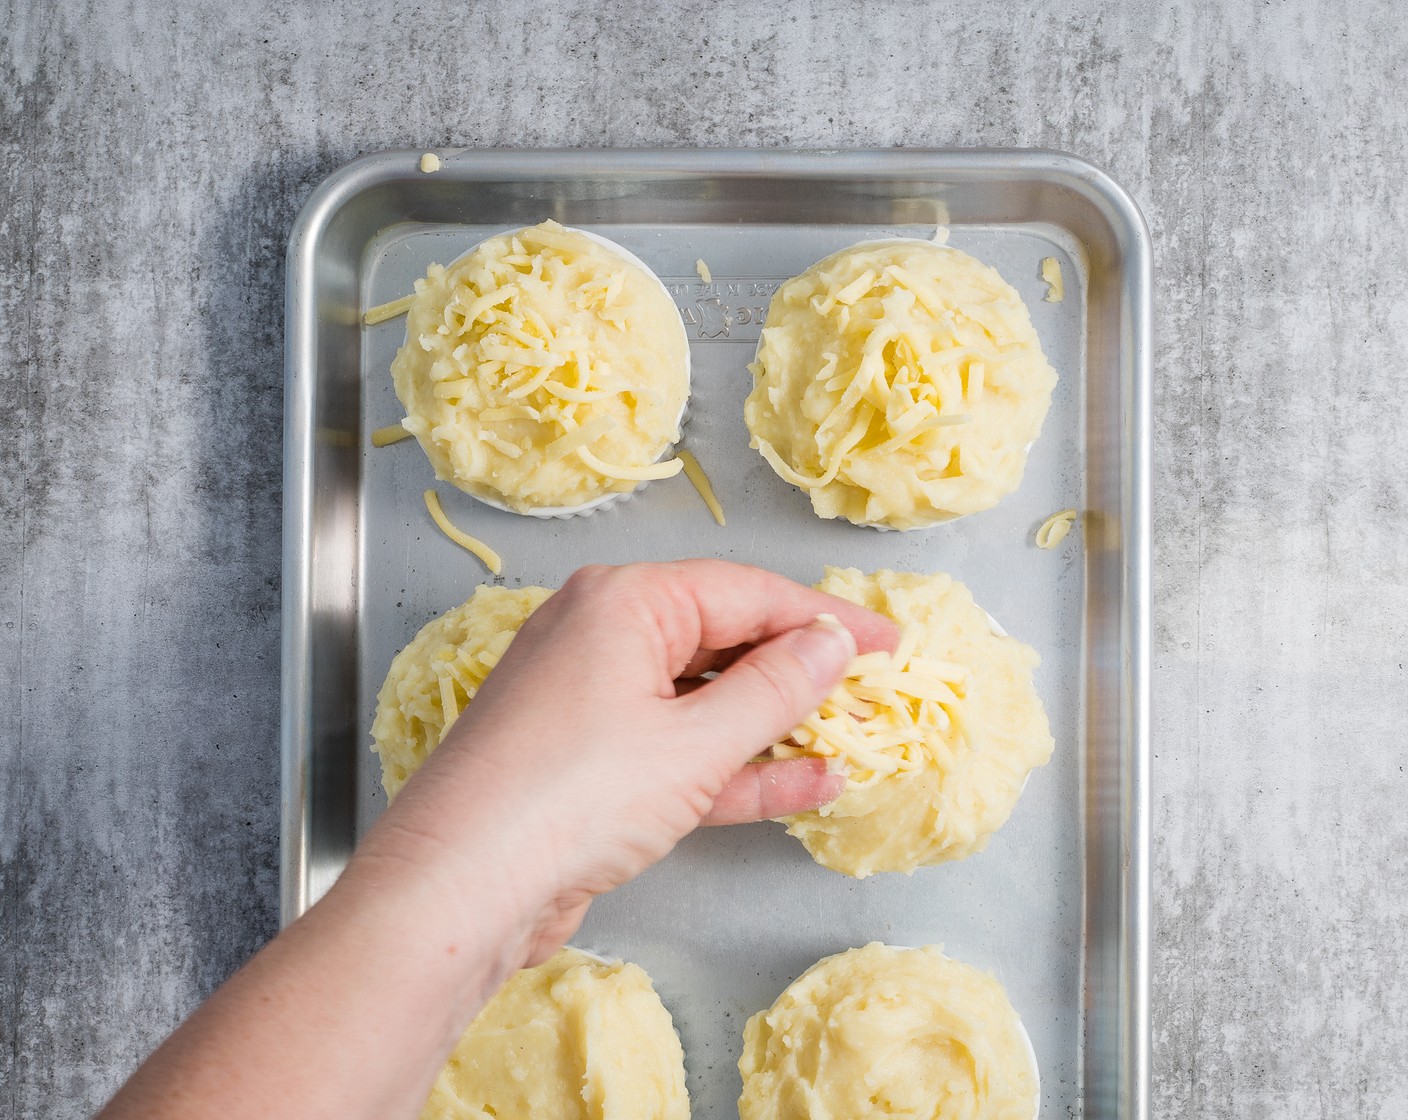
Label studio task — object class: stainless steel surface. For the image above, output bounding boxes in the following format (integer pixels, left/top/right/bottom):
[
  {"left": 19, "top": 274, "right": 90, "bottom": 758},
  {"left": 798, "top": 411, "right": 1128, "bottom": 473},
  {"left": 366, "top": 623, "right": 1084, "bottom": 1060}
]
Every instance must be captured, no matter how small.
[{"left": 282, "top": 148, "right": 1150, "bottom": 1120}]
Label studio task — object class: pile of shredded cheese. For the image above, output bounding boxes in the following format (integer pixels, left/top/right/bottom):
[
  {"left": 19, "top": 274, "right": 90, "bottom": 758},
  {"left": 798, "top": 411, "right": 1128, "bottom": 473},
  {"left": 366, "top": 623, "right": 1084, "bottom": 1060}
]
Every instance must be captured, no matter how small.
[
  {"left": 772, "top": 623, "right": 970, "bottom": 786},
  {"left": 775, "top": 568, "right": 1053, "bottom": 877},
  {"left": 745, "top": 239, "right": 1058, "bottom": 529},
  {"left": 371, "top": 584, "right": 551, "bottom": 796},
  {"left": 391, "top": 220, "right": 689, "bottom": 513}
]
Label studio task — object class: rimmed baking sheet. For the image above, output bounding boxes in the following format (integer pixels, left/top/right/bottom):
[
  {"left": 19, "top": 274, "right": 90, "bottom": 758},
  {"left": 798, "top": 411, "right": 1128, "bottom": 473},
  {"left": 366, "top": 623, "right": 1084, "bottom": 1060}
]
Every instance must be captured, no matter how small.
[{"left": 281, "top": 148, "right": 1150, "bottom": 1120}]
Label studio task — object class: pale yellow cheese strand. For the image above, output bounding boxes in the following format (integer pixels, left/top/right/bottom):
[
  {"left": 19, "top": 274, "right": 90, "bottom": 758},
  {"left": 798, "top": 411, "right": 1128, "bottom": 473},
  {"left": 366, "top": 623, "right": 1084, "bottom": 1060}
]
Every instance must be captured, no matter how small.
[
  {"left": 423, "top": 490, "right": 503, "bottom": 574},
  {"left": 437, "top": 672, "right": 459, "bottom": 733},
  {"left": 1040, "top": 256, "right": 1065, "bottom": 303},
  {"left": 544, "top": 414, "right": 617, "bottom": 461},
  {"left": 1035, "top": 508, "right": 1077, "bottom": 549},
  {"left": 363, "top": 293, "right": 416, "bottom": 325},
  {"left": 370, "top": 422, "right": 413, "bottom": 447},
  {"left": 677, "top": 449, "right": 725, "bottom": 526},
  {"left": 576, "top": 447, "right": 683, "bottom": 482},
  {"left": 755, "top": 437, "right": 831, "bottom": 489}
]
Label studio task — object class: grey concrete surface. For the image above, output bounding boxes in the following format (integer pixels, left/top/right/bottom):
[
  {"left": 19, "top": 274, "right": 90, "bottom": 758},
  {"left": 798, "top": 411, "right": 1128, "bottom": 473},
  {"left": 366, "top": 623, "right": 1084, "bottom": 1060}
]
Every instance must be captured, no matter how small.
[{"left": 3, "top": 0, "right": 1406, "bottom": 1116}]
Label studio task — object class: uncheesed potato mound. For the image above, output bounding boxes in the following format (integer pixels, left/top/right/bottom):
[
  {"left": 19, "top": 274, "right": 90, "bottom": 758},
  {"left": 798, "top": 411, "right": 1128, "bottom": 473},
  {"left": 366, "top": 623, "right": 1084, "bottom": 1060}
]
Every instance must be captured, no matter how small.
[
  {"left": 738, "top": 943, "right": 1037, "bottom": 1120},
  {"left": 371, "top": 584, "right": 552, "bottom": 797},
  {"left": 773, "top": 568, "right": 1053, "bottom": 876},
  {"left": 745, "top": 240, "right": 1057, "bottom": 529},
  {"left": 423, "top": 947, "right": 690, "bottom": 1120},
  {"left": 392, "top": 220, "right": 690, "bottom": 513}
]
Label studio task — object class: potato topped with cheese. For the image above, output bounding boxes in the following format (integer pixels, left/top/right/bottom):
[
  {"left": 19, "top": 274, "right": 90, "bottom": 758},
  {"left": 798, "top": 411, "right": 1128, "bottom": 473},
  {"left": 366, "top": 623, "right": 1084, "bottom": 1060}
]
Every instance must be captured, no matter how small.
[
  {"left": 371, "top": 584, "right": 551, "bottom": 796},
  {"left": 773, "top": 568, "right": 1053, "bottom": 876},
  {"left": 745, "top": 239, "right": 1057, "bottom": 529},
  {"left": 424, "top": 947, "right": 690, "bottom": 1120},
  {"left": 739, "top": 943, "right": 1038, "bottom": 1120},
  {"left": 392, "top": 220, "right": 689, "bottom": 514}
]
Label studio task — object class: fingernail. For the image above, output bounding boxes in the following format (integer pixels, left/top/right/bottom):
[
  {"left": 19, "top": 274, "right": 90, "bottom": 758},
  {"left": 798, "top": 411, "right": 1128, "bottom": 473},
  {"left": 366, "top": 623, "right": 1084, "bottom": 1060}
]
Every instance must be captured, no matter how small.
[{"left": 782, "top": 613, "right": 857, "bottom": 688}]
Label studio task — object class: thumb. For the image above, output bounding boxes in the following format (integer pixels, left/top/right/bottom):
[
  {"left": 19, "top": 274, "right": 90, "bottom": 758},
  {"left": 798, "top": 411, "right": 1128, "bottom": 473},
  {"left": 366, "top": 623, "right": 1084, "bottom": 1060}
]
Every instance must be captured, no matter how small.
[{"left": 680, "top": 615, "right": 857, "bottom": 760}]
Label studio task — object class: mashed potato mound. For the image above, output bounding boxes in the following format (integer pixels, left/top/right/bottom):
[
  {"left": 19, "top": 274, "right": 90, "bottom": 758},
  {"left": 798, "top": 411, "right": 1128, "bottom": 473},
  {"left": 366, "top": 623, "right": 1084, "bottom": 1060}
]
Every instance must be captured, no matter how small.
[
  {"left": 738, "top": 943, "right": 1037, "bottom": 1120},
  {"left": 423, "top": 947, "right": 690, "bottom": 1120},
  {"left": 745, "top": 239, "right": 1057, "bottom": 529},
  {"left": 371, "top": 584, "right": 552, "bottom": 796},
  {"left": 773, "top": 568, "right": 1053, "bottom": 876},
  {"left": 392, "top": 220, "right": 689, "bottom": 513}
]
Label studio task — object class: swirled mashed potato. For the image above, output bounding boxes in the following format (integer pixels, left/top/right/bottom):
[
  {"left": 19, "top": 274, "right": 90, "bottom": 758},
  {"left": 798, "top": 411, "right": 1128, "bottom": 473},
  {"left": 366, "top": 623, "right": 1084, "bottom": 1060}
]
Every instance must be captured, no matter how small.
[
  {"left": 738, "top": 943, "right": 1037, "bottom": 1120},
  {"left": 423, "top": 947, "right": 689, "bottom": 1120},
  {"left": 392, "top": 220, "right": 689, "bottom": 513},
  {"left": 371, "top": 584, "right": 552, "bottom": 796},
  {"left": 774, "top": 568, "right": 1053, "bottom": 876},
  {"left": 745, "top": 240, "right": 1056, "bottom": 529}
]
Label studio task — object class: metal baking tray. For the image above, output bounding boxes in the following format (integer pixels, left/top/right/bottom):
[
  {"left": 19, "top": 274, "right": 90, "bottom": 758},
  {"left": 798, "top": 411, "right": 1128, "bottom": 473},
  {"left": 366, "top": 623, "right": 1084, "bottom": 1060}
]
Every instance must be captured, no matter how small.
[{"left": 282, "top": 149, "right": 1150, "bottom": 1120}]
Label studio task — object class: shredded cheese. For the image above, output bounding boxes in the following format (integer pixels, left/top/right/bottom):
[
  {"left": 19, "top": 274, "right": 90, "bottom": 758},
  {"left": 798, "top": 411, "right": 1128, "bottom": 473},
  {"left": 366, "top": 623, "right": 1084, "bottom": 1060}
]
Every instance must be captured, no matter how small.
[
  {"left": 423, "top": 489, "right": 503, "bottom": 574},
  {"left": 781, "top": 622, "right": 968, "bottom": 787},
  {"left": 745, "top": 240, "right": 1058, "bottom": 529},
  {"left": 775, "top": 568, "right": 1054, "bottom": 877},
  {"left": 544, "top": 414, "right": 617, "bottom": 460},
  {"left": 371, "top": 585, "right": 551, "bottom": 796},
  {"left": 695, "top": 258, "right": 712, "bottom": 284},
  {"left": 391, "top": 221, "right": 689, "bottom": 512},
  {"left": 677, "top": 448, "right": 725, "bottom": 525},
  {"left": 1035, "top": 508, "right": 1077, "bottom": 549},
  {"left": 1040, "top": 256, "right": 1064, "bottom": 303},
  {"left": 576, "top": 447, "right": 683, "bottom": 481},
  {"left": 370, "top": 422, "right": 413, "bottom": 447},
  {"left": 420, "top": 152, "right": 442, "bottom": 174},
  {"left": 363, "top": 293, "right": 416, "bottom": 325}
]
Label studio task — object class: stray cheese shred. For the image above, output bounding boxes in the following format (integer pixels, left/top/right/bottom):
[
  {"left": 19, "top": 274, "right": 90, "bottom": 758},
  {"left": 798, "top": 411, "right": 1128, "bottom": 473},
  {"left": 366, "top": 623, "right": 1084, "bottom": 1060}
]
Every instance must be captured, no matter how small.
[
  {"left": 1035, "top": 507, "right": 1077, "bottom": 549},
  {"left": 423, "top": 489, "right": 503, "bottom": 575},
  {"left": 363, "top": 293, "right": 416, "bottom": 326},
  {"left": 695, "top": 258, "right": 712, "bottom": 284},
  {"left": 391, "top": 220, "right": 690, "bottom": 512},
  {"left": 370, "top": 422, "right": 413, "bottom": 447},
  {"left": 371, "top": 584, "right": 551, "bottom": 795},
  {"left": 676, "top": 449, "right": 725, "bottom": 526},
  {"left": 1040, "top": 255, "right": 1065, "bottom": 302},
  {"left": 775, "top": 568, "right": 1053, "bottom": 877},
  {"left": 419, "top": 152, "right": 442, "bottom": 174},
  {"left": 745, "top": 239, "right": 1058, "bottom": 529}
]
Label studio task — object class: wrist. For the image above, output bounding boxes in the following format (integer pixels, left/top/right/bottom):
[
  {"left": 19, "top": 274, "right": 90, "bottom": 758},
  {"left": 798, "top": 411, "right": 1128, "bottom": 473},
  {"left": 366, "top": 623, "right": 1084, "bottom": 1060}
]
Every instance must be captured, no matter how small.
[{"left": 348, "top": 733, "right": 569, "bottom": 981}]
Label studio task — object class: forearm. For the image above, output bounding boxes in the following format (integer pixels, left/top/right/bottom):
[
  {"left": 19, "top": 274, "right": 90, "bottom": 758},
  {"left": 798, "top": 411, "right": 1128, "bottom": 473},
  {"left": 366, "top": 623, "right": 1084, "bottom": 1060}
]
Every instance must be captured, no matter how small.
[
  {"left": 99, "top": 784, "right": 544, "bottom": 1120},
  {"left": 97, "top": 561, "right": 882, "bottom": 1119}
]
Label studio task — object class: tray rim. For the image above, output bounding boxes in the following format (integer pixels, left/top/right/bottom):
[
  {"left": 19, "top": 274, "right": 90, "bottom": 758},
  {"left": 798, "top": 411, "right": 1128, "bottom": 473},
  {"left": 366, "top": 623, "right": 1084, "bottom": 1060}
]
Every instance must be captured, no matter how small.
[{"left": 281, "top": 145, "right": 1151, "bottom": 1119}]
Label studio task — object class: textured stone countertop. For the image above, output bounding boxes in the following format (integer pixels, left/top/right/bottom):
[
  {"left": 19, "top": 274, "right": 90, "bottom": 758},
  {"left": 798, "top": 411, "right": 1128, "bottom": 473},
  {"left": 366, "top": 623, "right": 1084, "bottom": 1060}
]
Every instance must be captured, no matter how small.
[{"left": 4, "top": 1, "right": 1406, "bottom": 1117}]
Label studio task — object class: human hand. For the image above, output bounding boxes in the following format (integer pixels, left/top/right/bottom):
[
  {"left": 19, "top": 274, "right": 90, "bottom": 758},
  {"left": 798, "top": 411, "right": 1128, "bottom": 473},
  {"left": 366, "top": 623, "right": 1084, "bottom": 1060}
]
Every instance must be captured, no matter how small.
[
  {"left": 358, "top": 560, "right": 897, "bottom": 967},
  {"left": 94, "top": 561, "right": 897, "bottom": 1120}
]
